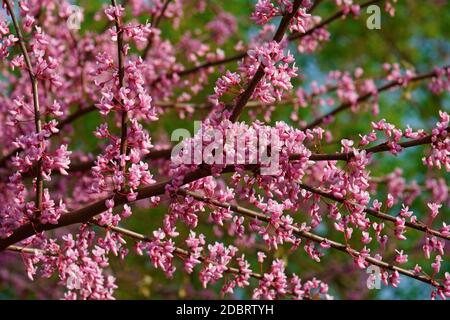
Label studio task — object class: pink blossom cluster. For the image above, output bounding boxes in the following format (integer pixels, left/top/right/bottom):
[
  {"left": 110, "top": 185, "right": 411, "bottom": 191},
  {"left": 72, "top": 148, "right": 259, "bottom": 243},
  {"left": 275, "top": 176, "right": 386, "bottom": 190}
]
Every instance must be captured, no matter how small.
[
  {"left": 423, "top": 111, "right": 449, "bottom": 171},
  {"left": 0, "top": 13, "right": 17, "bottom": 59},
  {"left": 242, "top": 41, "right": 298, "bottom": 103},
  {"left": 383, "top": 63, "right": 416, "bottom": 86},
  {"left": 335, "top": 0, "right": 360, "bottom": 16},
  {"left": 21, "top": 226, "right": 120, "bottom": 299},
  {"left": 252, "top": 0, "right": 310, "bottom": 33},
  {"left": 206, "top": 12, "right": 237, "bottom": 45},
  {"left": 90, "top": 6, "right": 158, "bottom": 203},
  {"left": 253, "top": 259, "right": 331, "bottom": 299},
  {"left": 429, "top": 67, "right": 450, "bottom": 95}
]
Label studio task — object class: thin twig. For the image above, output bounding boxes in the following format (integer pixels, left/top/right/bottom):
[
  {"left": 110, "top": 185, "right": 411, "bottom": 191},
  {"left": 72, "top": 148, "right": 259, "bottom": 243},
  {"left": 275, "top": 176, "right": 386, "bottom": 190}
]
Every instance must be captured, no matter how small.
[
  {"left": 229, "top": 0, "right": 303, "bottom": 122},
  {"left": 303, "top": 68, "right": 449, "bottom": 130},
  {"left": 172, "top": 0, "right": 384, "bottom": 80},
  {"left": 179, "top": 189, "right": 444, "bottom": 290},
  {"left": 111, "top": 0, "right": 128, "bottom": 177},
  {"left": 141, "top": 0, "right": 172, "bottom": 59},
  {"left": 297, "top": 184, "right": 450, "bottom": 241},
  {"left": 91, "top": 222, "right": 264, "bottom": 280},
  {"left": 4, "top": 0, "right": 44, "bottom": 217}
]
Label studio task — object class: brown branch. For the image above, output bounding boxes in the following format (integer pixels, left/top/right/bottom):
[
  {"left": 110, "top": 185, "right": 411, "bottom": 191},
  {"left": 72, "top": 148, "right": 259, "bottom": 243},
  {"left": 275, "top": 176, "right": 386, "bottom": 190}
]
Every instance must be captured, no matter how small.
[
  {"left": 91, "top": 223, "right": 264, "bottom": 280},
  {"left": 289, "top": 0, "right": 383, "bottom": 41},
  {"left": 176, "top": 52, "right": 246, "bottom": 78},
  {"left": 229, "top": 0, "right": 303, "bottom": 122},
  {"left": 302, "top": 127, "right": 448, "bottom": 162},
  {"left": 141, "top": 0, "right": 172, "bottom": 59},
  {"left": 297, "top": 184, "right": 450, "bottom": 241},
  {"left": 111, "top": 0, "right": 128, "bottom": 176},
  {"left": 0, "top": 166, "right": 214, "bottom": 251},
  {"left": 6, "top": 245, "right": 52, "bottom": 256},
  {"left": 173, "top": 0, "right": 384, "bottom": 80},
  {"left": 303, "top": 68, "right": 447, "bottom": 130},
  {"left": 0, "top": 128, "right": 440, "bottom": 252},
  {"left": 4, "top": 0, "right": 44, "bottom": 216},
  {"left": 179, "top": 190, "right": 443, "bottom": 289}
]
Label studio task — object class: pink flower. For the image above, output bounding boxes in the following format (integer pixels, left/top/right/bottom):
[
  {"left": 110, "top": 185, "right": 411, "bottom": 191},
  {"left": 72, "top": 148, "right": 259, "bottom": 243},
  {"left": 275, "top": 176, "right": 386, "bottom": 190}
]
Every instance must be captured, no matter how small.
[
  {"left": 390, "top": 271, "right": 400, "bottom": 288},
  {"left": 399, "top": 205, "right": 413, "bottom": 218},
  {"left": 257, "top": 251, "right": 267, "bottom": 263},
  {"left": 105, "top": 199, "right": 115, "bottom": 209},
  {"left": 427, "top": 202, "right": 442, "bottom": 219},
  {"left": 431, "top": 255, "right": 442, "bottom": 274},
  {"left": 386, "top": 193, "right": 394, "bottom": 208},
  {"left": 206, "top": 13, "right": 237, "bottom": 45},
  {"left": 423, "top": 111, "right": 450, "bottom": 171},
  {"left": 394, "top": 217, "right": 407, "bottom": 240},
  {"left": 413, "top": 264, "right": 422, "bottom": 274},
  {"left": 395, "top": 250, "right": 408, "bottom": 264},
  {"left": 243, "top": 41, "right": 298, "bottom": 103},
  {"left": 252, "top": 0, "right": 278, "bottom": 25},
  {"left": 105, "top": 4, "right": 125, "bottom": 21},
  {"left": 290, "top": 8, "right": 311, "bottom": 33},
  {"left": 253, "top": 259, "right": 288, "bottom": 299},
  {"left": 121, "top": 204, "right": 132, "bottom": 218}
]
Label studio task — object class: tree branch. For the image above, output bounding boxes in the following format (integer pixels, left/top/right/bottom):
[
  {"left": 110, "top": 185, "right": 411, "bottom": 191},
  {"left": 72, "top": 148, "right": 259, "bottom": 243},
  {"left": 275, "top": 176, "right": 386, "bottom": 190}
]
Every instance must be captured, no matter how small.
[
  {"left": 229, "top": 0, "right": 303, "bottom": 122},
  {"left": 0, "top": 105, "right": 96, "bottom": 168},
  {"left": 111, "top": 0, "right": 128, "bottom": 176},
  {"left": 297, "top": 183, "right": 450, "bottom": 241},
  {"left": 179, "top": 189, "right": 444, "bottom": 289},
  {"left": 4, "top": 0, "right": 44, "bottom": 217},
  {"left": 93, "top": 223, "right": 264, "bottom": 280},
  {"left": 172, "top": 0, "right": 384, "bottom": 80},
  {"left": 301, "top": 127, "right": 448, "bottom": 162},
  {"left": 141, "top": 0, "right": 172, "bottom": 59},
  {"left": 0, "top": 129, "right": 441, "bottom": 252},
  {"left": 303, "top": 67, "right": 449, "bottom": 130}
]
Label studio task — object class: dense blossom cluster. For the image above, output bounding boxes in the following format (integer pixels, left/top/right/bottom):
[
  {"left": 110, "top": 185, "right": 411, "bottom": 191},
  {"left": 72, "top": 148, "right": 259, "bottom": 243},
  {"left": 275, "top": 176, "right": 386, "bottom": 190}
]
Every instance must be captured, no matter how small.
[
  {"left": 0, "top": 0, "right": 448, "bottom": 301},
  {"left": 423, "top": 111, "right": 449, "bottom": 171}
]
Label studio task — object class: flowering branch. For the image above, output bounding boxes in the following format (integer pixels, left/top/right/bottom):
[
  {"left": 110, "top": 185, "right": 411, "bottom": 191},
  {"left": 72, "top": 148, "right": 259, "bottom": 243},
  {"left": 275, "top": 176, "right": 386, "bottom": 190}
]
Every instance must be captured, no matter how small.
[
  {"left": 229, "top": 0, "right": 303, "bottom": 122},
  {"left": 173, "top": 0, "right": 383, "bottom": 80},
  {"left": 289, "top": 0, "right": 383, "bottom": 41},
  {"left": 4, "top": 0, "right": 44, "bottom": 217},
  {"left": 0, "top": 126, "right": 442, "bottom": 252},
  {"left": 141, "top": 0, "right": 172, "bottom": 59},
  {"left": 5, "top": 228, "right": 263, "bottom": 280},
  {"left": 304, "top": 67, "right": 449, "bottom": 130},
  {"left": 6, "top": 245, "right": 51, "bottom": 256},
  {"left": 91, "top": 223, "right": 264, "bottom": 280},
  {"left": 111, "top": 0, "right": 128, "bottom": 177},
  {"left": 51, "top": 123, "right": 445, "bottom": 175},
  {"left": 302, "top": 127, "right": 449, "bottom": 161},
  {"left": 297, "top": 183, "right": 450, "bottom": 241},
  {"left": 178, "top": 189, "right": 444, "bottom": 290},
  {"left": 0, "top": 105, "right": 95, "bottom": 168}
]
